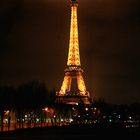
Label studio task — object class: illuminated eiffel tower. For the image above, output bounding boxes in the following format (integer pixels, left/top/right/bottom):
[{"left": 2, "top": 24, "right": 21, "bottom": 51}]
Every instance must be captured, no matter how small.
[{"left": 56, "top": 0, "right": 91, "bottom": 105}]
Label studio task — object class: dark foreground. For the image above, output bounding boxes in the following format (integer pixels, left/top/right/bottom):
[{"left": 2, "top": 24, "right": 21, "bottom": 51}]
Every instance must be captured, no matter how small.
[{"left": 0, "top": 124, "right": 140, "bottom": 140}]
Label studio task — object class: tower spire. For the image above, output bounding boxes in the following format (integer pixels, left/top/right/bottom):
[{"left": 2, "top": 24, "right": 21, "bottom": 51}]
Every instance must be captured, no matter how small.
[
  {"left": 67, "top": 0, "right": 80, "bottom": 66},
  {"left": 56, "top": 0, "right": 91, "bottom": 105}
]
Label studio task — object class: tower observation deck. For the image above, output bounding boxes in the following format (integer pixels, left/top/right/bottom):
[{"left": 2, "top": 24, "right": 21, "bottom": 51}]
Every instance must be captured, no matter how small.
[{"left": 56, "top": 0, "right": 91, "bottom": 105}]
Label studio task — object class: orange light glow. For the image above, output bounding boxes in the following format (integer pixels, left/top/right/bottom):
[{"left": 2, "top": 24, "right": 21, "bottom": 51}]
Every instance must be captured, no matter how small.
[
  {"left": 67, "top": 5, "right": 81, "bottom": 66},
  {"left": 45, "top": 107, "right": 48, "bottom": 112},
  {"left": 57, "top": 0, "right": 91, "bottom": 104}
]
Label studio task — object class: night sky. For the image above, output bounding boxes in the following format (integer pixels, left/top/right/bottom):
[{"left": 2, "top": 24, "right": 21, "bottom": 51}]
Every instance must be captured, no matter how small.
[{"left": 0, "top": 0, "right": 140, "bottom": 104}]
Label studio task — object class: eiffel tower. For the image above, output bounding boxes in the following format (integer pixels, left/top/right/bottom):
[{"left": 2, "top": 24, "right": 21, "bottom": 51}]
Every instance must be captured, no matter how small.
[{"left": 56, "top": 0, "right": 91, "bottom": 105}]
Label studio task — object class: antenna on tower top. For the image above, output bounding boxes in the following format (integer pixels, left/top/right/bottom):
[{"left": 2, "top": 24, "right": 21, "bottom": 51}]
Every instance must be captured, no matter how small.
[
  {"left": 71, "top": 0, "right": 78, "bottom": 2},
  {"left": 70, "top": 0, "right": 78, "bottom": 6}
]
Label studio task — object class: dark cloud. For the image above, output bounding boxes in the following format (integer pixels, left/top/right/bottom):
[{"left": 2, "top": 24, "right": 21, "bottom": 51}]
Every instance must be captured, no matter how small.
[{"left": 0, "top": 0, "right": 140, "bottom": 104}]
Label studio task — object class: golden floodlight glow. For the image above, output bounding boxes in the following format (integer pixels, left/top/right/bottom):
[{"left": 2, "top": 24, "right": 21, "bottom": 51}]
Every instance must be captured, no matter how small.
[
  {"left": 67, "top": 5, "right": 81, "bottom": 66},
  {"left": 56, "top": 0, "right": 91, "bottom": 105}
]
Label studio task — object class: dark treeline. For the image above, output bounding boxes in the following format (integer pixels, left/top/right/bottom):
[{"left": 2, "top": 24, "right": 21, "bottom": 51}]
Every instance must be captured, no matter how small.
[
  {"left": 0, "top": 80, "right": 56, "bottom": 131},
  {"left": 0, "top": 80, "right": 56, "bottom": 109},
  {"left": 0, "top": 80, "right": 140, "bottom": 131},
  {"left": 94, "top": 99, "right": 140, "bottom": 116}
]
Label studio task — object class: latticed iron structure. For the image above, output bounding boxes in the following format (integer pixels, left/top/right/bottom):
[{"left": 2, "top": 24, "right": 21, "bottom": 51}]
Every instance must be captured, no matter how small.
[{"left": 56, "top": 0, "right": 91, "bottom": 105}]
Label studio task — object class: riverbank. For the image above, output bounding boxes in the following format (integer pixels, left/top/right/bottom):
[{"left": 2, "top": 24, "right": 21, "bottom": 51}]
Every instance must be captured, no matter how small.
[{"left": 0, "top": 124, "right": 140, "bottom": 140}]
